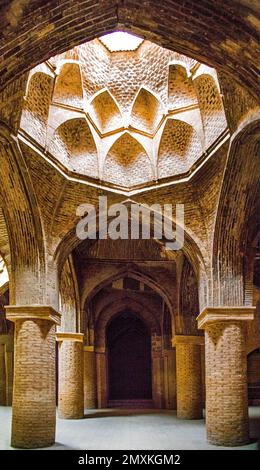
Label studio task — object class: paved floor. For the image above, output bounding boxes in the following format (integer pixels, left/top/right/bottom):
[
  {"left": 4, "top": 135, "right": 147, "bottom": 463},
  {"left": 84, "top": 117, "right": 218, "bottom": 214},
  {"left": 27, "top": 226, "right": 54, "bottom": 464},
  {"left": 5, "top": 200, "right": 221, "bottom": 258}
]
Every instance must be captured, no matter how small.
[{"left": 0, "top": 407, "right": 259, "bottom": 450}]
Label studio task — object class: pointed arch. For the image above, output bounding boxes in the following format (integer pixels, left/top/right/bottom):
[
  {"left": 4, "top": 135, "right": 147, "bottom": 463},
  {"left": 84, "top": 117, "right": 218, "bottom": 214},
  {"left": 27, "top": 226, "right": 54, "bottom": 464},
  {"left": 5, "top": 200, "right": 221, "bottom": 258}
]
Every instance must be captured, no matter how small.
[
  {"left": 158, "top": 118, "right": 202, "bottom": 178},
  {"left": 49, "top": 117, "right": 98, "bottom": 178},
  {"left": 212, "top": 117, "right": 260, "bottom": 307},
  {"left": 53, "top": 61, "right": 84, "bottom": 108},
  {"left": 88, "top": 89, "right": 123, "bottom": 133},
  {"left": 103, "top": 132, "right": 153, "bottom": 187},
  {"left": 0, "top": 123, "right": 47, "bottom": 305},
  {"left": 83, "top": 268, "right": 174, "bottom": 322},
  {"left": 168, "top": 64, "right": 197, "bottom": 109},
  {"left": 131, "top": 87, "right": 164, "bottom": 133},
  {"left": 193, "top": 73, "right": 227, "bottom": 148},
  {"left": 20, "top": 72, "right": 54, "bottom": 147},
  {"left": 95, "top": 298, "right": 161, "bottom": 350}
]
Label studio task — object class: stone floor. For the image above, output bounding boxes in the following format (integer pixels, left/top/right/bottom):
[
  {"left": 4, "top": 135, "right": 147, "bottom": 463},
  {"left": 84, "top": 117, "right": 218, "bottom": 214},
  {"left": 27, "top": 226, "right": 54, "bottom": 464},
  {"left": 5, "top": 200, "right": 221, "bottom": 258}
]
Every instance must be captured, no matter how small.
[{"left": 0, "top": 407, "right": 259, "bottom": 450}]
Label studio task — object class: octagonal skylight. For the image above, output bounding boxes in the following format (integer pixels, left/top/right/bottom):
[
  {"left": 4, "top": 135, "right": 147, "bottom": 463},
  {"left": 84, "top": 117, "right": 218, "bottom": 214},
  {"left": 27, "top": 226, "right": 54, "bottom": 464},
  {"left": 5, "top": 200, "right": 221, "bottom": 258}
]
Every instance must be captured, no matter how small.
[{"left": 99, "top": 32, "right": 144, "bottom": 52}]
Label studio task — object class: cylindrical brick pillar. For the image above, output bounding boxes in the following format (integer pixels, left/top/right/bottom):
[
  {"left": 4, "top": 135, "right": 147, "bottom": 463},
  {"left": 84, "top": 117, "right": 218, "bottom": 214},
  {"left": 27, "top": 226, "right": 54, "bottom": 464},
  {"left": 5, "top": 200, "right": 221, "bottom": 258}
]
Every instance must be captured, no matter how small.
[
  {"left": 197, "top": 307, "right": 255, "bottom": 446},
  {"left": 173, "top": 335, "right": 204, "bottom": 419},
  {"left": 84, "top": 346, "right": 97, "bottom": 409},
  {"left": 5, "top": 306, "right": 61, "bottom": 449},
  {"left": 57, "top": 332, "right": 84, "bottom": 419}
]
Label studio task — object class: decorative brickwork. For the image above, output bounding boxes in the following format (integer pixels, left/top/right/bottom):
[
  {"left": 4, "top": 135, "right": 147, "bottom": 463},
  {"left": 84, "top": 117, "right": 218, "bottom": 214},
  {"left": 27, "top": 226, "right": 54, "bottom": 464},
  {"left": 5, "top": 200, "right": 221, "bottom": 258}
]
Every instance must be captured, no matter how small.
[
  {"left": 49, "top": 117, "right": 99, "bottom": 178},
  {"left": 20, "top": 71, "right": 54, "bottom": 146},
  {"left": 16, "top": 36, "right": 228, "bottom": 189},
  {"left": 57, "top": 332, "right": 84, "bottom": 419},
  {"left": 0, "top": 1, "right": 259, "bottom": 99},
  {"left": 0, "top": 1, "right": 259, "bottom": 450},
  {"left": 168, "top": 65, "right": 197, "bottom": 110},
  {"left": 89, "top": 90, "right": 123, "bottom": 133},
  {"left": 193, "top": 73, "right": 226, "bottom": 148},
  {"left": 53, "top": 62, "right": 84, "bottom": 108},
  {"left": 158, "top": 118, "right": 202, "bottom": 178},
  {"left": 173, "top": 335, "right": 204, "bottom": 419},
  {"left": 103, "top": 132, "right": 154, "bottom": 187},
  {"left": 131, "top": 88, "right": 163, "bottom": 133}
]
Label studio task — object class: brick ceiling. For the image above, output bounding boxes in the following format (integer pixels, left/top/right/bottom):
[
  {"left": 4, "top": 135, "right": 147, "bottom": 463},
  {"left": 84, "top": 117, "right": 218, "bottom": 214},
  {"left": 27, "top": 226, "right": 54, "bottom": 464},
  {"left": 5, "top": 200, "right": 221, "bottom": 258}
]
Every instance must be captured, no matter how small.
[
  {"left": 19, "top": 37, "right": 228, "bottom": 191},
  {"left": 0, "top": 1, "right": 259, "bottom": 98}
]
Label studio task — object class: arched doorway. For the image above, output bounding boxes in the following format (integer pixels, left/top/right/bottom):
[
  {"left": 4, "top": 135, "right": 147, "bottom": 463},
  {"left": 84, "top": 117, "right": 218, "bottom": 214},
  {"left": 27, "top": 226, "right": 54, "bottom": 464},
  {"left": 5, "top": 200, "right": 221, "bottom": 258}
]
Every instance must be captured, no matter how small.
[{"left": 107, "top": 310, "right": 152, "bottom": 405}]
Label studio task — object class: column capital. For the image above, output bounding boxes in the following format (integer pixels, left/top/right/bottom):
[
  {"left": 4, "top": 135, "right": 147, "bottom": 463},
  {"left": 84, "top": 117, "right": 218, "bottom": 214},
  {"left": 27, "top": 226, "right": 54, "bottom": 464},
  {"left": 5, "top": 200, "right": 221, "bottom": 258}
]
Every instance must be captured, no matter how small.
[
  {"left": 197, "top": 306, "right": 255, "bottom": 330},
  {"left": 56, "top": 332, "right": 84, "bottom": 342},
  {"left": 172, "top": 335, "right": 204, "bottom": 347},
  {"left": 5, "top": 305, "right": 61, "bottom": 325}
]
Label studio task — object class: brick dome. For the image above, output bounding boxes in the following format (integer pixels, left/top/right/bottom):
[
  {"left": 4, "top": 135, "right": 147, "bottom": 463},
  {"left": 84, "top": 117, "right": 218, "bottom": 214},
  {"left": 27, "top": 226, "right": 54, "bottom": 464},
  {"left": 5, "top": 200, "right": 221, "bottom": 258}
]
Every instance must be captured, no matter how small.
[{"left": 20, "top": 34, "right": 228, "bottom": 193}]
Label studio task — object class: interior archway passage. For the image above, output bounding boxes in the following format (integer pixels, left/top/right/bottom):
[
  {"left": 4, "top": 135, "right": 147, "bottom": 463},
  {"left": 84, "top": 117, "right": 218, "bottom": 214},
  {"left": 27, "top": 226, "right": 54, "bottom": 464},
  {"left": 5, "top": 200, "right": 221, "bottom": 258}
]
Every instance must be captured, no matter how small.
[{"left": 106, "top": 311, "right": 152, "bottom": 403}]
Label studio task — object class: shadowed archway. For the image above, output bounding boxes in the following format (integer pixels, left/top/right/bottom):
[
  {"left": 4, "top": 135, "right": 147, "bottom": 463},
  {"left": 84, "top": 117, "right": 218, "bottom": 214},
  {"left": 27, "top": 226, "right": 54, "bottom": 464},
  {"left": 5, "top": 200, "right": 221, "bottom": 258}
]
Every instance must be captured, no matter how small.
[{"left": 106, "top": 310, "right": 152, "bottom": 404}]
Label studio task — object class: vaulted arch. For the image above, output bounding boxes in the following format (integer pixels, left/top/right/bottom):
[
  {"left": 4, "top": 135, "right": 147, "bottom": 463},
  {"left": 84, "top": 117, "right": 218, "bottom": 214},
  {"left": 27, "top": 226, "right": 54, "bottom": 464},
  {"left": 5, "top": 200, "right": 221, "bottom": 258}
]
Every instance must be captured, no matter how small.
[
  {"left": 131, "top": 88, "right": 163, "bottom": 133},
  {"left": 1, "top": 2, "right": 259, "bottom": 101},
  {"left": 0, "top": 124, "right": 48, "bottom": 305},
  {"left": 95, "top": 298, "right": 161, "bottom": 350},
  {"left": 53, "top": 61, "right": 84, "bottom": 108},
  {"left": 193, "top": 74, "right": 227, "bottom": 148},
  {"left": 102, "top": 132, "right": 154, "bottom": 187},
  {"left": 168, "top": 64, "right": 197, "bottom": 109},
  {"left": 212, "top": 117, "right": 260, "bottom": 307},
  {"left": 49, "top": 117, "right": 99, "bottom": 178},
  {"left": 89, "top": 89, "right": 123, "bottom": 133},
  {"left": 20, "top": 71, "right": 54, "bottom": 147},
  {"left": 158, "top": 118, "right": 202, "bottom": 177}
]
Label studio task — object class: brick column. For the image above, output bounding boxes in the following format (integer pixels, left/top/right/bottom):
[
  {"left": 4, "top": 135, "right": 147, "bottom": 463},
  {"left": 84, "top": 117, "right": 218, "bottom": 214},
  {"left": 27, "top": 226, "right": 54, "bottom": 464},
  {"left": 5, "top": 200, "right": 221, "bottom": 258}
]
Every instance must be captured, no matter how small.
[
  {"left": 152, "top": 352, "right": 164, "bottom": 409},
  {"left": 84, "top": 346, "right": 97, "bottom": 409},
  {"left": 172, "top": 335, "right": 204, "bottom": 419},
  {"left": 163, "top": 348, "right": 177, "bottom": 409},
  {"left": 96, "top": 350, "right": 107, "bottom": 408},
  {"left": 57, "top": 332, "right": 84, "bottom": 419},
  {"left": 197, "top": 307, "right": 255, "bottom": 446},
  {"left": 5, "top": 306, "right": 61, "bottom": 448}
]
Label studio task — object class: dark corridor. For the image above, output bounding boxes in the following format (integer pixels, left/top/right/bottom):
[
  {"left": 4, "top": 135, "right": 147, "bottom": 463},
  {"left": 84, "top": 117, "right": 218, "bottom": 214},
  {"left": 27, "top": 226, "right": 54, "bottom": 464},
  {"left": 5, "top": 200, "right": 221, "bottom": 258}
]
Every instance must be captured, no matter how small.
[{"left": 107, "top": 311, "right": 152, "bottom": 400}]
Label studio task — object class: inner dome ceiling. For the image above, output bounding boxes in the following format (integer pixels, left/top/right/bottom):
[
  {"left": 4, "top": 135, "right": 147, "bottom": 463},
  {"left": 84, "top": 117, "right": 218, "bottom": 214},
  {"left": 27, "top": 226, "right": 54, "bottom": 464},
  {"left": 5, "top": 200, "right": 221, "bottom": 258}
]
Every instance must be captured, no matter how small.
[{"left": 20, "top": 32, "right": 228, "bottom": 193}]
